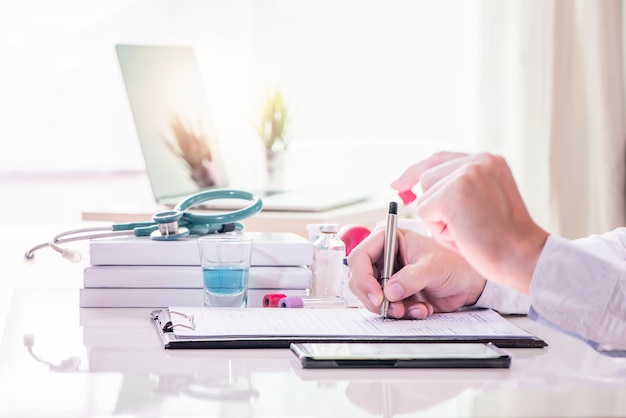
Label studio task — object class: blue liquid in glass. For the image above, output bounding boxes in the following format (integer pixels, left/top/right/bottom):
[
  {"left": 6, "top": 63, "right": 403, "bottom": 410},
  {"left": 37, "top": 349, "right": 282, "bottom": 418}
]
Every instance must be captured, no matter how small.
[{"left": 202, "top": 266, "right": 249, "bottom": 307}]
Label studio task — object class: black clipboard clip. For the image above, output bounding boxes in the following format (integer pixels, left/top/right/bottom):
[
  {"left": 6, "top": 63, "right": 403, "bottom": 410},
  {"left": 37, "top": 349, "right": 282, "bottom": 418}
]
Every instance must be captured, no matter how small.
[{"left": 151, "top": 309, "right": 196, "bottom": 333}]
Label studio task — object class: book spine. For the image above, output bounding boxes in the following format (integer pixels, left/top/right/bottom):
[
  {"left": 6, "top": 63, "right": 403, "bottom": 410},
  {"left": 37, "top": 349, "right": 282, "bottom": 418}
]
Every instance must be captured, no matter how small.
[
  {"left": 83, "top": 265, "right": 311, "bottom": 289},
  {"left": 79, "top": 288, "right": 308, "bottom": 308}
]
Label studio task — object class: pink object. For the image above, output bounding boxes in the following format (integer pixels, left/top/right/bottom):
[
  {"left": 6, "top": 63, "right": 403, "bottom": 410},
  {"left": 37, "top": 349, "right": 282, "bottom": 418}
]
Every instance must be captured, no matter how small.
[
  {"left": 398, "top": 189, "right": 417, "bottom": 205},
  {"left": 278, "top": 296, "right": 304, "bottom": 308},
  {"left": 337, "top": 224, "right": 371, "bottom": 256},
  {"left": 263, "top": 293, "right": 287, "bottom": 307}
]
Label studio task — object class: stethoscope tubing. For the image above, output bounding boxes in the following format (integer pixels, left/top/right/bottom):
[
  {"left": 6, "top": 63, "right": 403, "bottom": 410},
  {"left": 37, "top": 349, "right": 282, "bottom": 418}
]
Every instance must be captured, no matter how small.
[
  {"left": 24, "top": 189, "right": 263, "bottom": 264},
  {"left": 48, "top": 226, "right": 132, "bottom": 253},
  {"left": 24, "top": 227, "right": 135, "bottom": 263}
]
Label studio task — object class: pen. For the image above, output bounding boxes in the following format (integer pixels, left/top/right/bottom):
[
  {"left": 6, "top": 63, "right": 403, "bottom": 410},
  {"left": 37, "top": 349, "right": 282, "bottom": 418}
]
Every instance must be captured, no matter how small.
[{"left": 381, "top": 201, "right": 398, "bottom": 319}]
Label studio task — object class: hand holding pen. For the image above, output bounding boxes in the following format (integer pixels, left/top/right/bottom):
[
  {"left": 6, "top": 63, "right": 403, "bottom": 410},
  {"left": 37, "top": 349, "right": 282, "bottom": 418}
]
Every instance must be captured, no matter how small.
[
  {"left": 348, "top": 205, "right": 490, "bottom": 320},
  {"left": 380, "top": 201, "right": 398, "bottom": 319}
]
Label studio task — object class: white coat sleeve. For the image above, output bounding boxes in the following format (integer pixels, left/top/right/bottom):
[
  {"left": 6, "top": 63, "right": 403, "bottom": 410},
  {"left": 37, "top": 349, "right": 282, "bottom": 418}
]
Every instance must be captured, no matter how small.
[
  {"left": 528, "top": 229, "right": 626, "bottom": 357},
  {"left": 472, "top": 281, "right": 530, "bottom": 315}
]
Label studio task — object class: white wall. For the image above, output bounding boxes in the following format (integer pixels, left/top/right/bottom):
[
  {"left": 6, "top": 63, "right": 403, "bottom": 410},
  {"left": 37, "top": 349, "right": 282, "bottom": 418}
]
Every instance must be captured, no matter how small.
[{"left": 0, "top": 0, "right": 481, "bottom": 191}]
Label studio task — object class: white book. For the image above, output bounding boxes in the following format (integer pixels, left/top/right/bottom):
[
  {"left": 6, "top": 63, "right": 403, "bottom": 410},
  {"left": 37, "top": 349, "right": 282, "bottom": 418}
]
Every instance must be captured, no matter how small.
[
  {"left": 79, "top": 288, "right": 307, "bottom": 308},
  {"left": 83, "top": 265, "right": 311, "bottom": 290},
  {"left": 88, "top": 232, "right": 313, "bottom": 267}
]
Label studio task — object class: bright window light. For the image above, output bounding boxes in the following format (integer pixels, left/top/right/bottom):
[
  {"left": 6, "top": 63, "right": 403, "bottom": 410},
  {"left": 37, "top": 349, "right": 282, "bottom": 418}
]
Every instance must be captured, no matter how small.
[{"left": 0, "top": 0, "right": 480, "bottom": 175}]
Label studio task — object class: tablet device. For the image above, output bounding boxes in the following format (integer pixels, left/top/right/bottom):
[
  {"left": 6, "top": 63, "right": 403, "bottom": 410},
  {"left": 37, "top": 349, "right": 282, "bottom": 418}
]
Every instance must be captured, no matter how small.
[{"left": 290, "top": 342, "right": 511, "bottom": 369}]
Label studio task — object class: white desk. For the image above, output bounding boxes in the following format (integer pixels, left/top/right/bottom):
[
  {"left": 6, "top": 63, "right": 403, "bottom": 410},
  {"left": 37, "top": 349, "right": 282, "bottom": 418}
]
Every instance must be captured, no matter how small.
[
  {"left": 76, "top": 171, "right": 408, "bottom": 238},
  {"left": 3, "top": 174, "right": 626, "bottom": 417},
  {"left": 1, "top": 288, "right": 625, "bottom": 418}
]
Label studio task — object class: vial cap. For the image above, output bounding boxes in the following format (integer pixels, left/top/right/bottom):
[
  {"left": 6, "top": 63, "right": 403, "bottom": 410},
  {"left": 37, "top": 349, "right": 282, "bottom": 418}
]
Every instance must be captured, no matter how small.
[
  {"left": 278, "top": 296, "right": 304, "bottom": 308},
  {"left": 263, "top": 293, "right": 287, "bottom": 307},
  {"left": 319, "top": 224, "right": 340, "bottom": 233}
]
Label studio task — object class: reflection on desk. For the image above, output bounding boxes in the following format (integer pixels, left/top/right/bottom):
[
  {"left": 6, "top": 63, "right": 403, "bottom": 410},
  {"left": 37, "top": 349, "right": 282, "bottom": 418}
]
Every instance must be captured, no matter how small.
[{"left": 1, "top": 289, "right": 625, "bottom": 417}]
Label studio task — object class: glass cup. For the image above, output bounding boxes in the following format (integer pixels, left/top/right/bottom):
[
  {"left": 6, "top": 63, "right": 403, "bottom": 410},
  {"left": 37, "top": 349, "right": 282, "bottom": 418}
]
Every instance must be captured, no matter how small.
[{"left": 197, "top": 235, "right": 254, "bottom": 307}]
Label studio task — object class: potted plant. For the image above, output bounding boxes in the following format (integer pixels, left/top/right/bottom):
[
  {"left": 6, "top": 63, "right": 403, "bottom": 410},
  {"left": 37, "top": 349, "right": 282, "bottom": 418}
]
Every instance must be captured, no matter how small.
[
  {"left": 166, "top": 115, "right": 223, "bottom": 188},
  {"left": 257, "top": 89, "right": 288, "bottom": 153},
  {"left": 256, "top": 89, "right": 289, "bottom": 189}
]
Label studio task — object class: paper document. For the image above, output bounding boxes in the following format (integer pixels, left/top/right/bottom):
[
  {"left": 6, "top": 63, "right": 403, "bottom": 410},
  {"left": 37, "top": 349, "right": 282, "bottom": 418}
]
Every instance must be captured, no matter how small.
[{"left": 163, "top": 307, "right": 542, "bottom": 348}]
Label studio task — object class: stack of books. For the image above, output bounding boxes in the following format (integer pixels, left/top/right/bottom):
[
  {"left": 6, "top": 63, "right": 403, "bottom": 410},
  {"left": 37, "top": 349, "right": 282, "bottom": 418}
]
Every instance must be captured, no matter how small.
[{"left": 80, "top": 232, "right": 313, "bottom": 308}]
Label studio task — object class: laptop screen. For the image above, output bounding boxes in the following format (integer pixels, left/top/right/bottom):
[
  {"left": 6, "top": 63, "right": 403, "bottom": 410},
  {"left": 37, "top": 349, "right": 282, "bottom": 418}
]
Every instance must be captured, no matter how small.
[{"left": 116, "top": 44, "right": 228, "bottom": 202}]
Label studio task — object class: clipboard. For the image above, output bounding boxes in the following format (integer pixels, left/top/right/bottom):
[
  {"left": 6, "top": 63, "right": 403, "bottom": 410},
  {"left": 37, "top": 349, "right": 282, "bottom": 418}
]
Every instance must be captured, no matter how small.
[{"left": 150, "top": 307, "right": 547, "bottom": 349}]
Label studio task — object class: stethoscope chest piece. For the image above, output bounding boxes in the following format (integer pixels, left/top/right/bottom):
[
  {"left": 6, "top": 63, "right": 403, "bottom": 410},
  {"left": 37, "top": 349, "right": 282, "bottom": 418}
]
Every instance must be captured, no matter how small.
[{"left": 150, "top": 210, "right": 190, "bottom": 241}]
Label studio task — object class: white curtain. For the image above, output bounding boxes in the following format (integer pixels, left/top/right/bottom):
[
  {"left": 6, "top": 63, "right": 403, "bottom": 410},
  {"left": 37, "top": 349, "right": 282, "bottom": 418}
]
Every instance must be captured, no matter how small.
[{"left": 478, "top": 0, "right": 626, "bottom": 239}]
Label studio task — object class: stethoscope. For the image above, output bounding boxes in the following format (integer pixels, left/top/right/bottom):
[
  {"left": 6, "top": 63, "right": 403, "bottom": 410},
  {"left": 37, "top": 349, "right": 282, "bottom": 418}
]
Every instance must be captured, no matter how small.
[{"left": 24, "top": 189, "right": 263, "bottom": 264}]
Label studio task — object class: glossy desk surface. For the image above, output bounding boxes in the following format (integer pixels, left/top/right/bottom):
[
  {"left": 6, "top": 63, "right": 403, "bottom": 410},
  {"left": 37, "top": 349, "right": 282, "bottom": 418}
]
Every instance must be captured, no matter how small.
[
  {"left": 2, "top": 174, "right": 626, "bottom": 417},
  {"left": 1, "top": 288, "right": 625, "bottom": 418}
]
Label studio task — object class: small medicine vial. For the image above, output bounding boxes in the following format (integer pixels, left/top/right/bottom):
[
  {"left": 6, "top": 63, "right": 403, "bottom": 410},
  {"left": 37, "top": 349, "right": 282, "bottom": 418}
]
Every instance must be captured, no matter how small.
[{"left": 311, "top": 224, "right": 346, "bottom": 297}]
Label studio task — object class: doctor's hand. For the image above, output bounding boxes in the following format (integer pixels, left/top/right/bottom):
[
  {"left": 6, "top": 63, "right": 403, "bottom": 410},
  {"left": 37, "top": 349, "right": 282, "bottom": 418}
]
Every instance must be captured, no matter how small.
[
  {"left": 347, "top": 228, "right": 487, "bottom": 319},
  {"left": 390, "top": 151, "right": 549, "bottom": 294}
]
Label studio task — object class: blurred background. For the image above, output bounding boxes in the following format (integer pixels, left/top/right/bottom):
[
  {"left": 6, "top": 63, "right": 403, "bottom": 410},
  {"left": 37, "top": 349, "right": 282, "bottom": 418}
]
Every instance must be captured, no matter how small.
[{"left": 2, "top": 0, "right": 625, "bottom": 239}]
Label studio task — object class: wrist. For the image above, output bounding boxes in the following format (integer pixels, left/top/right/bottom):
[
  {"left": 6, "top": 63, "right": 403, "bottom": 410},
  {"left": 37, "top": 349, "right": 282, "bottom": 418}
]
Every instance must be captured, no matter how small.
[
  {"left": 464, "top": 276, "right": 487, "bottom": 307},
  {"left": 500, "top": 225, "right": 549, "bottom": 294}
]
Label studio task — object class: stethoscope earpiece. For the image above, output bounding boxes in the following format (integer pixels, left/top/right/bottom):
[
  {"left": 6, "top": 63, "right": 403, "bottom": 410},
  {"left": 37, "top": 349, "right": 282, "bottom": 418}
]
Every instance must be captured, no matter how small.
[
  {"left": 61, "top": 248, "right": 82, "bottom": 263},
  {"left": 23, "top": 253, "right": 36, "bottom": 265}
]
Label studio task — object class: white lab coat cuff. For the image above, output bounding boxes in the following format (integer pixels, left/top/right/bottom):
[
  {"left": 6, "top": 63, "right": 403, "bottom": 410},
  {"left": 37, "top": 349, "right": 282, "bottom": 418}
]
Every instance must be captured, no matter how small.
[{"left": 472, "top": 280, "right": 530, "bottom": 315}]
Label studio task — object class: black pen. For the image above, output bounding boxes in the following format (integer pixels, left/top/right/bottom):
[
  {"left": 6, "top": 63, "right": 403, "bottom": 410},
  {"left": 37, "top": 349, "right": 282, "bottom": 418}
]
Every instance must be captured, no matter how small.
[{"left": 381, "top": 201, "right": 398, "bottom": 319}]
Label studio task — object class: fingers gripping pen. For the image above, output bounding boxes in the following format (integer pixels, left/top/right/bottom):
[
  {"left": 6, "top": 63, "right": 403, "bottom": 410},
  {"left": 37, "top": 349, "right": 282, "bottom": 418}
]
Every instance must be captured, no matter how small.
[{"left": 381, "top": 202, "right": 398, "bottom": 319}]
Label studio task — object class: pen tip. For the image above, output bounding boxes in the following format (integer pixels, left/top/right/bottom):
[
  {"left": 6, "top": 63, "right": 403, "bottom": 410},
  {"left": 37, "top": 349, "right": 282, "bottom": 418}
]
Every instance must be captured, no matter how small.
[{"left": 388, "top": 201, "right": 398, "bottom": 214}]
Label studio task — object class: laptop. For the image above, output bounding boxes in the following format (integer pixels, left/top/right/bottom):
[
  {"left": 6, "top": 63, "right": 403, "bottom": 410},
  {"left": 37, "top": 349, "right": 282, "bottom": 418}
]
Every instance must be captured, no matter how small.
[{"left": 116, "top": 44, "right": 370, "bottom": 212}]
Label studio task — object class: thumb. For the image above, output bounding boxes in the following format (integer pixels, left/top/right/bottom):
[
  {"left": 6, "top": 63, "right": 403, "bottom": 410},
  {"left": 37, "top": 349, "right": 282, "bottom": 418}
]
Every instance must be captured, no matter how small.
[{"left": 384, "top": 255, "right": 442, "bottom": 302}]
